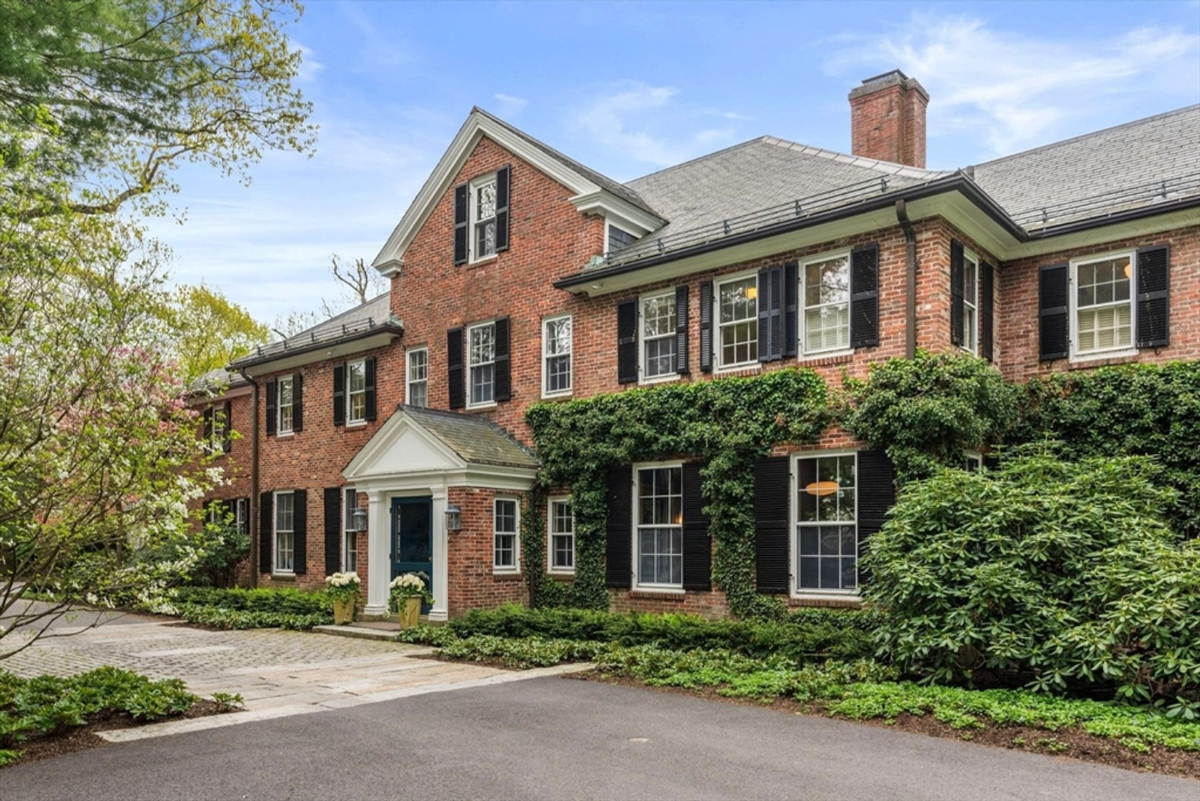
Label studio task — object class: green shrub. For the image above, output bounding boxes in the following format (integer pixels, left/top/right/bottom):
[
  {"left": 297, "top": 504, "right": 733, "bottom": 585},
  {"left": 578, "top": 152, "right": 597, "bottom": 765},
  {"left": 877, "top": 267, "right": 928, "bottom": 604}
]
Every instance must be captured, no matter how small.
[
  {"left": 435, "top": 635, "right": 606, "bottom": 669},
  {"left": 172, "top": 586, "right": 331, "bottom": 615},
  {"left": 174, "top": 604, "right": 331, "bottom": 630},
  {"left": 864, "top": 453, "right": 1200, "bottom": 703}
]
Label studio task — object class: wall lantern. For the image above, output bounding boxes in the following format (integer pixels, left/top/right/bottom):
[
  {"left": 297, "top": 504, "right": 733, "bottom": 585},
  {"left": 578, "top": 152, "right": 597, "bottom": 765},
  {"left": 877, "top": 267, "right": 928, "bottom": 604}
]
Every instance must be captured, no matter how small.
[
  {"left": 350, "top": 508, "right": 368, "bottom": 532},
  {"left": 445, "top": 504, "right": 462, "bottom": 532}
]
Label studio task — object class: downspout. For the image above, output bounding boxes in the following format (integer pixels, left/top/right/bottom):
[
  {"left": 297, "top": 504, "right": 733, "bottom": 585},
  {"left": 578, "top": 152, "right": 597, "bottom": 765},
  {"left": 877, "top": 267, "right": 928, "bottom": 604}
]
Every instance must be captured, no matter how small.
[
  {"left": 895, "top": 199, "right": 918, "bottom": 359},
  {"left": 237, "top": 368, "right": 260, "bottom": 589}
]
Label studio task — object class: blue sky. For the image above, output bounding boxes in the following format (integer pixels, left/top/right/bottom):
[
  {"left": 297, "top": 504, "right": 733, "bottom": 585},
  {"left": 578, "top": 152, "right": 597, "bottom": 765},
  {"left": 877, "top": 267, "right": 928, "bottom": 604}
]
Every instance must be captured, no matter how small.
[{"left": 145, "top": 1, "right": 1200, "bottom": 325}]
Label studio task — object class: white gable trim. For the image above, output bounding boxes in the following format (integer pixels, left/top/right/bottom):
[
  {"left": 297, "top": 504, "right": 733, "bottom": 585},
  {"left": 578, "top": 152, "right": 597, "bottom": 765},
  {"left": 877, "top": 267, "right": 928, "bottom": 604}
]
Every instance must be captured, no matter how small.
[
  {"left": 372, "top": 110, "right": 663, "bottom": 274},
  {"left": 343, "top": 410, "right": 466, "bottom": 481}
]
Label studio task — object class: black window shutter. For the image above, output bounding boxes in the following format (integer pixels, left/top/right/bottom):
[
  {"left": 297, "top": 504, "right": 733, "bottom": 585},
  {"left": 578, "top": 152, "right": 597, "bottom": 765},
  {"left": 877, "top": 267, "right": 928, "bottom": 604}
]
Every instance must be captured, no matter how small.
[
  {"left": 757, "top": 266, "right": 784, "bottom": 362},
  {"left": 850, "top": 244, "right": 880, "bottom": 348},
  {"left": 292, "top": 489, "right": 307, "bottom": 575},
  {"left": 447, "top": 328, "right": 465, "bottom": 409},
  {"left": 265, "top": 379, "right": 277, "bottom": 436},
  {"left": 222, "top": 401, "right": 233, "bottom": 453},
  {"left": 616, "top": 299, "right": 638, "bottom": 384},
  {"left": 494, "top": 317, "right": 511, "bottom": 402},
  {"left": 681, "top": 462, "right": 711, "bottom": 591},
  {"left": 1038, "top": 263, "right": 1069, "bottom": 360},
  {"left": 783, "top": 261, "right": 798, "bottom": 358},
  {"left": 332, "top": 364, "right": 346, "bottom": 426},
  {"left": 453, "top": 183, "right": 469, "bottom": 265},
  {"left": 675, "top": 285, "right": 690, "bottom": 375},
  {"left": 605, "top": 466, "right": 632, "bottom": 588},
  {"left": 856, "top": 450, "right": 895, "bottom": 587},
  {"left": 981, "top": 262, "right": 995, "bottom": 362},
  {"left": 699, "top": 281, "right": 714, "bottom": 373},
  {"left": 364, "top": 357, "right": 378, "bottom": 420},
  {"left": 292, "top": 373, "right": 303, "bottom": 433},
  {"left": 323, "top": 487, "right": 342, "bottom": 576},
  {"left": 950, "top": 240, "right": 965, "bottom": 347},
  {"left": 495, "top": 165, "right": 511, "bottom": 253},
  {"left": 259, "top": 492, "right": 273, "bottom": 574},
  {"left": 1136, "top": 245, "right": 1170, "bottom": 348},
  {"left": 202, "top": 407, "right": 213, "bottom": 443},
  {"left": 754, "top": 457, "right": 790, "bottom": 594}
]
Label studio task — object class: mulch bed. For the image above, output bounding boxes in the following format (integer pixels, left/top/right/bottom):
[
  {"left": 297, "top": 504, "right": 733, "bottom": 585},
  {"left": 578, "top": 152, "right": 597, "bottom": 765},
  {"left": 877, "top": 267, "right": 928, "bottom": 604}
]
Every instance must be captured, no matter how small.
[
  {"left": 2, "top": 700, "right": 236, "bottom": 771},
  {"left": 575, "top": 671, "right": 1200, "bottom": 780}
]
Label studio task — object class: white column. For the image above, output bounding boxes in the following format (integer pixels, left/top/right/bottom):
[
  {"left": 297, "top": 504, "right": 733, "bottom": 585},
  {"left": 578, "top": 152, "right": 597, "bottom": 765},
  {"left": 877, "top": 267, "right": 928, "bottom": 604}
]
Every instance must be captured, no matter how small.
[
  {"left": 429, "top": 489, "right": 449, "bottom": 621},
  {"left": 365, "top": 492, "right": 390, "bottom": 616}
]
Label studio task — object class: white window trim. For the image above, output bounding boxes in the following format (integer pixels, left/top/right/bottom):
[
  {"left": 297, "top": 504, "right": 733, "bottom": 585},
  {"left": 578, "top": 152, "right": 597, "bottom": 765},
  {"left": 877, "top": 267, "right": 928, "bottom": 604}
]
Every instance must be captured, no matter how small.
[
  {"left": 713, "top": 269, "right": 760, "bottom": 373},
  {"left": 963, "top": 450, "right": 984, "bottom": 472},
  {"left": 276, "top": 374, "right": 295, "bottom": 437},
  {"left": 789, "top": 450, "right": 861, "bottom": 600},
  {"left": 493, "top": 496, "right": 521, "bottom": 574},
  {"left": 631, "top": 460, "right": 686, "bottom": 593},
  {"left": 468, "top": 172, "right": 499, "bottom": 265},
  {"left": 466, "top": 320, "right": 498, "bottom": 410},
  {"left": 346, "top": 359, "right": 367, "bottom": 427},
  {"left": 541, "top": 314, "right": 574, "bottom": 399},
  {"left": 235, "top": 497, "right": 249, "bottom": 535},
  {"left": 1068, "top": 248, "right": 1138, "bottom": 363},
  {"left": 960, "top": 249, "right": 980, "bottom": 356},
  {"left": 604, "top": 219, "right": 637, "bottom": 255},
  {"left": 343, "top": 486, "right": 358, "bottom": 573},
  {"left": 638, "top": 288, "right": 680, "bottom": 385},
  {"left": 273, "top": 490, "right": 295, "bottom": 575},
  {"left": 406, "top": 346, "right": 428, "bottom": 408},
  {"left": 799, "top": 249, "right": 854, "bottom": 359},
  {"left": 546, "top": 496, "right": 575, "bottom": 575}
]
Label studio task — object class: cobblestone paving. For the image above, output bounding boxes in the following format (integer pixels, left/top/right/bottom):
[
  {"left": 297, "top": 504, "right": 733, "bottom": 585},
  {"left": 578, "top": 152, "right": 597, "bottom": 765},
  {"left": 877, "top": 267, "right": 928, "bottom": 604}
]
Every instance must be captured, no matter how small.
[{"left": 1, "top": 616, "right": 507, "bottom": 712}]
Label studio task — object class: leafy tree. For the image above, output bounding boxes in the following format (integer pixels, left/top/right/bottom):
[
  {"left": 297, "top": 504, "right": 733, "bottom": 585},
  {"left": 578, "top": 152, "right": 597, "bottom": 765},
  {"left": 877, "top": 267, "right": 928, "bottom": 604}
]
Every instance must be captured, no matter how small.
[
  {"left": 0, "top": 0, "right": 312, "bottom": 650},
  {"left": 163, "top": 284, "right": 269, "bottom": 382}
]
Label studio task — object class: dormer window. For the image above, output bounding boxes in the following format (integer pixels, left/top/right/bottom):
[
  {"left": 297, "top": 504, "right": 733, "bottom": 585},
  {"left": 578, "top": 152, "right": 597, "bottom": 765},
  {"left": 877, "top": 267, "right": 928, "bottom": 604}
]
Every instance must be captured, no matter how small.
[
  {"left": 607, "top": 223, "right": 636, "bottom": 254},
  {"left": 470, "top": 173, "right": 498, "bottom": 262}
]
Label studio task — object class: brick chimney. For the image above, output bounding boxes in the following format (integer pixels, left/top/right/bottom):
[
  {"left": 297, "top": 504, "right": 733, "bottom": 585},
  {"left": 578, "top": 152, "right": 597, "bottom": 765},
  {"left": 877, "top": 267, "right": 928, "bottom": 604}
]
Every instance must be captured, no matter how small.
[{"left": 849, "top": 70, "right": 929, "bottom": 168}]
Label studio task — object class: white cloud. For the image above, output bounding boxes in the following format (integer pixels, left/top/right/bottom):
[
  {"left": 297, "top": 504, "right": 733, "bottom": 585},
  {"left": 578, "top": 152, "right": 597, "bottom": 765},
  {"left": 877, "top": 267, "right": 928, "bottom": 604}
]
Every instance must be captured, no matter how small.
[
  {"left": 571, "top": 82, "right": 743, "bottom": 167},
  {"left": 826, "top": 14, "right": 1200, "bottom": 156},
  {"left": 492, "top": 93, "right": 528, "bottom": 117}
]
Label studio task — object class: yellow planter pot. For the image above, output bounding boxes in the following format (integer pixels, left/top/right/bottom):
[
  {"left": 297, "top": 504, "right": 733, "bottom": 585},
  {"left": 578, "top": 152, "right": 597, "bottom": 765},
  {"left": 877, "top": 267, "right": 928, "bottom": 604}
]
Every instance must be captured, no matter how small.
[
  {"left": 398, "top": 596, "right": 421, "bottom": 628},
  {"left": 333, "top": 597, "right": 356, "bottom": 625}
]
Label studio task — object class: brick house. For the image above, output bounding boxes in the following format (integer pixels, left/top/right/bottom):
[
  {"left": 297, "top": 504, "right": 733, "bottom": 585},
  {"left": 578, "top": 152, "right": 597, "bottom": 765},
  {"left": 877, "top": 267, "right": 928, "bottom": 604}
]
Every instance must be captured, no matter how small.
[{"left": 198, "top": 70, "right": 1199, "bottom": 619}]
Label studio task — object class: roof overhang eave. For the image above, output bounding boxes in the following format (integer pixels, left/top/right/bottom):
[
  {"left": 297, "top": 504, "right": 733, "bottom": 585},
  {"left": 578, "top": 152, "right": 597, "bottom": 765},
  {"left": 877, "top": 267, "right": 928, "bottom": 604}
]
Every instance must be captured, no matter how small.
[{"left": 232, "top": 324, "right": 404, "bottom": 374}]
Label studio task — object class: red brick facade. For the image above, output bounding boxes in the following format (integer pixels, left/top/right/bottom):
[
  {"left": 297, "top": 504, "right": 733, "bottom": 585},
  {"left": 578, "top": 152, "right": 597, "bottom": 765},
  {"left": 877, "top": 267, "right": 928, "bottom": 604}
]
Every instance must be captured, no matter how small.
[{"left": 197, "top": 120, "right": 1195, "bottom": 619}]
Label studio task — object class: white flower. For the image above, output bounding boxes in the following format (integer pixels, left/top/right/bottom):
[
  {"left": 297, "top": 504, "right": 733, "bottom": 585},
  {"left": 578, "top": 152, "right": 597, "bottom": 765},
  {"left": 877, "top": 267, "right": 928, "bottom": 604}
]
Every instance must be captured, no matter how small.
[{"left": 389, "top": 573, "right": 425, "bottom": 590}]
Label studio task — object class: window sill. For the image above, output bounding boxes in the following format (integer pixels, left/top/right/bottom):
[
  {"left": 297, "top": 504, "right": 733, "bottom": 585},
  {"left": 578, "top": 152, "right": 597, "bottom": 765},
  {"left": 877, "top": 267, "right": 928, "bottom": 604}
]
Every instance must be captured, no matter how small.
[
  {"left": 638, "top": 373, "right": 681, "bottom": 386},
  {"left": 270, "top": 573, "right": 297, "bottom": 582},
  {"left": 629, "top": 588, "right": 686, "bottom": 600},
  {"left": 1069, "top": 348, "right": 1138, "bottom": 366},
  {"left": 345, "top": 421, "right": 368, "bottom": 430},
  {"left": 541, "top": 391, "right": 573, "bottom": 401},
  {"left": 790, "top": 592, "right": 861, "bottom": 605},
  {"left": 797, "top": 350, "right": 854, "bottom": 367},
  {"left": 467, "top": 255, "right": 498, "bottom": 269},
  {"left": 714, "top": 363, "right": 761, "bottom": 377},
  {"left": 466, "top": 403, "right": 498, "bottom": 412},
  {"left": 275, "top": 432, "right": 294, "bottom": 439}
]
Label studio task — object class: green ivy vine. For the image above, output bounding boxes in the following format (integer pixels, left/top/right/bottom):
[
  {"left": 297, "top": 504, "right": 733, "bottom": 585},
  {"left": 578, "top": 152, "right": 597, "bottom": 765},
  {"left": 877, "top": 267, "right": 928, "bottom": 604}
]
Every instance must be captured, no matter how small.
[{"left": 522, "top": 368, "right": 830, "bottom": 619}]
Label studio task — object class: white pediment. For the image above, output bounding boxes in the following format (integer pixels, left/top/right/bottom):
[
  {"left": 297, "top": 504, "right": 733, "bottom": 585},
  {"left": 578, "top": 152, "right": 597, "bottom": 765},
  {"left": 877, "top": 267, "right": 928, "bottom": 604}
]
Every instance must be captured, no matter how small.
[{"left": 343, "top": 412, "right": 466, "bottom": 481}]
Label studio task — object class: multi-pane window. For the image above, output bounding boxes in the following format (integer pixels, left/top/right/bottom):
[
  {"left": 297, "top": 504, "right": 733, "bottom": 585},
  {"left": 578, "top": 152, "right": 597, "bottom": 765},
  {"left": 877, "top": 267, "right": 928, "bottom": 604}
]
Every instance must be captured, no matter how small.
[
  {"left": 802, "top": 253, "right": 851, "bottom": 355},
  {"left": 235, "top": 498, "right": 249, "bottom": 535},
  {"left": 343, "top": 487, "right": 358, "bottom": 573},
  {"left": 543, "top": 316, "right": 573, "bottom": 397},
  {"left": 277, "top": 376, "right": 295, "bottom": 434},
  {"left": 274, "top": 491, "right": 295, "bottom": 573},
  {"left": 468, "top": 322, "right": 496, "bottom": 407},
  {"left": 494, "top": 498, "right": 519, "bottom": 571},
  {"left": 641, "top": 292, "right": 677, "bottom": 379},
  {"left": 796, "top": 454, "right": 857, "bottom": 593},
  {"left": 471, "top": 174, "right": 498, "bottom": 262},
  {"left": 1075, "top": 253, "right": 1133, "bottom": 355},
  {"left": 407, "top": 348, "right": 428, "bottom": 408},
  {"left": 346, "top": 360, "right": 367, "bottom": 424},
  {"left": 608, "top": 225, "right": 636, "bottom": 253},
  {"left": 717, "top": 275, "right": 758, "bottom": 368},
  {"left": 636, "top": 466, "right": 683, "bottom": 588},
  {"left": 961, "top": 251, "right": 979, "bottom": 354},
  {"left": 548, "top": 498, "right": 574, "bottom": 573}
]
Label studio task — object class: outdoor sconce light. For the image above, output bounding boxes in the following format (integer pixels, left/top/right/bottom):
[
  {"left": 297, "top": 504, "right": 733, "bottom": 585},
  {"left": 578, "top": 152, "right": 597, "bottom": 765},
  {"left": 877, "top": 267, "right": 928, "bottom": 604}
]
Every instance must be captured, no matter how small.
[
  {"left": 350, "top": 508, "right": 368, "bottom": 532},
  {"left": 445, "top": 504, "right": 462, "bottom": 532}
]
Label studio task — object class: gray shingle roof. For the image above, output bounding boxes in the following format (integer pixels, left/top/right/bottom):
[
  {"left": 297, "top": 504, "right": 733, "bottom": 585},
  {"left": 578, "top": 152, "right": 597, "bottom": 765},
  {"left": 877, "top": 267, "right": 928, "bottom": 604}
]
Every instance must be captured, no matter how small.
[
  {"left": 231, "top": 293, "right": 398, "bottom": 368},
  {"left": 401, "top": 405, "right": 539, "bottom": 469},
  {"left": 473, "top": 107, "right": 661, "bottom": 220}
]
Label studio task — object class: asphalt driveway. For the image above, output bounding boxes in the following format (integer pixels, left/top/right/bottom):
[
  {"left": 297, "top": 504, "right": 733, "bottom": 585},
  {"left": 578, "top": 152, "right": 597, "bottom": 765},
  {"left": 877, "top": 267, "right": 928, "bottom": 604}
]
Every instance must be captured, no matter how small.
[{"left": 2, "top": 676, "right": 1194, "bottom": 801}]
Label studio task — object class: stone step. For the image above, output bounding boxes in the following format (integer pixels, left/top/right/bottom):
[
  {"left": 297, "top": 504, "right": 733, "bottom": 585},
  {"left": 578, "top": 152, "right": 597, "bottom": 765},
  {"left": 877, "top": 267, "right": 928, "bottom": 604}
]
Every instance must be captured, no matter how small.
[{"left": 311, "top": 624, "right": 433, "bottom": 653}]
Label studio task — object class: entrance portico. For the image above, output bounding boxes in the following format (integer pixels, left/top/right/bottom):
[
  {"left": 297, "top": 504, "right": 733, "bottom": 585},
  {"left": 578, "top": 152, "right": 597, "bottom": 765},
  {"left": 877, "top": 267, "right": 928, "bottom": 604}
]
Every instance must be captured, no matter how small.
[{"left": 342, "top": 405, "right": 539, "bottom": 620}]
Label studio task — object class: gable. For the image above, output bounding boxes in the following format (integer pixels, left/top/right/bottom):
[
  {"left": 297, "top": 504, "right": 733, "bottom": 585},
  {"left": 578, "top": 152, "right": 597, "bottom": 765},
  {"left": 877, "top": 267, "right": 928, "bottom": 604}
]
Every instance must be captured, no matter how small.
[{"left": 343, "top": 413, "right": 466, "bottom": 481}]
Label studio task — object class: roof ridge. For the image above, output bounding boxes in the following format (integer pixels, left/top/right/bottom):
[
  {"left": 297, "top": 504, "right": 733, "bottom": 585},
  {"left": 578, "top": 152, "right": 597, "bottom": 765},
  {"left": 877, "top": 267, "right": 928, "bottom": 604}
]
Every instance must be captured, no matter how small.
[
  {"left": 976, "top": 103, "right": 1200, "bottom": 169},
  {"left": 758, "top": 135, "right": 953, "bottom": 179},
  {"left": 624, "top": 136, "right": 773, "bottom": 185}
]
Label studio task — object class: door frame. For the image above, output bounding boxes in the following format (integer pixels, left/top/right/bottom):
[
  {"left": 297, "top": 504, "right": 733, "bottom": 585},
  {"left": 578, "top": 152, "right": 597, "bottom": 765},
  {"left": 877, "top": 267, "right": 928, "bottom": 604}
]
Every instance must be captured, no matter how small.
[{"left": 390, "top": 495, "right": 434, "bottom": 611}]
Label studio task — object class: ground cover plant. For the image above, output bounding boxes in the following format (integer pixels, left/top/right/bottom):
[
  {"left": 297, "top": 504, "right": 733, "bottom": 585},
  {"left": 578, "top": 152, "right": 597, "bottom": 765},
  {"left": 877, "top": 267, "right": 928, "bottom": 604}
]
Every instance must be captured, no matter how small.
[{"left": 0, "top": 667, "right": 219, "bottom": 768}]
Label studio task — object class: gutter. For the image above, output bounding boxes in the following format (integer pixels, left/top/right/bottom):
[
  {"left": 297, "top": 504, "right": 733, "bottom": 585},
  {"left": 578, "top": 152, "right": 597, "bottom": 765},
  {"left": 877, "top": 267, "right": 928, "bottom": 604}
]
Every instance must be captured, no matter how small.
[
  {"left": 236, "top": 368, "right": 260, "bottom": 589},
  {"left": 895, "top": 199, "right": 918, "bottom": 359},
  {"left": 232, "top": 323, "right": 404, "bottom": 372}
]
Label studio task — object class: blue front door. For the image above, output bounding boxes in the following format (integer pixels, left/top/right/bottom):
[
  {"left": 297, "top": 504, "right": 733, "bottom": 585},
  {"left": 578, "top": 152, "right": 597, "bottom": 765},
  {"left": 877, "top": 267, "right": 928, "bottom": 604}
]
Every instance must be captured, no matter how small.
[{"left": 391, "top": 497, "right": 433, "bottom": 611}]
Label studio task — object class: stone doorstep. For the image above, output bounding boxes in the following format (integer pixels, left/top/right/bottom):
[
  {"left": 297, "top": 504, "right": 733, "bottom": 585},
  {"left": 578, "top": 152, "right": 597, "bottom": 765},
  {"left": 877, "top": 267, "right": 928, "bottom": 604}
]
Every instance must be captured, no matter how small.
[{"left": 311, "top": 624, "right": 433, "bottom": 646}]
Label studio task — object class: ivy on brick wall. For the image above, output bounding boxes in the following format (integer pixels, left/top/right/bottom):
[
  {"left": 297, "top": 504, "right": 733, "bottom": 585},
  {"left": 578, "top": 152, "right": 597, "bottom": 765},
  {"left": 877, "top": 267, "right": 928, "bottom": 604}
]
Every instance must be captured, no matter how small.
[{"left": 523, "top": 368, "right": 830, "bottom": 619}]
